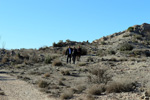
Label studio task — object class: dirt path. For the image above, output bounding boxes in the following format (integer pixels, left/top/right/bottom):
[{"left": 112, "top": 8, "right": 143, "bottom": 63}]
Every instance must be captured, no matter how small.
[{"left": 0, "top": 71, "right": 55, "bottom": 100}]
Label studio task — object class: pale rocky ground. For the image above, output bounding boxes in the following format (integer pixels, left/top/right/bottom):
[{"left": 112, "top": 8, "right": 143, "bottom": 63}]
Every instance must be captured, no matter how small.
[
  {"left": 0, "top": 71, "right": 55, "bottom": 100},
  {"left": 1, "top": 55, "right": 150, "bottom": 100}
]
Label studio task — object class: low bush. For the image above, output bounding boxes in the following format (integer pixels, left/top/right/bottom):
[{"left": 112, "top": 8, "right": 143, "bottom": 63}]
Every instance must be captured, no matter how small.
[
  {"left": 44, "top": 56, "right": 52, "bottom": 64},
  {"left": 53, "top": 40, "right": 64, "bottom": 47},
  {"left": 1, "top": 57, "right": 9, "bottom": 64},
  {"left": 88, "top": 85, "right": 105, "bottom": 95},
  {"left": 61, "top": 70, "right": 70, "bottom": 75},
  {"left": 123, "top": 34, "right": 132, "bottom": 37},
  {"left": 96, "top": 49, "right": 106, "bottom": 57},
  {"left": 89, "top": 68, "right": 112, "bottom": 84},
  {"left": 0, "top": 91, "right": 5, "bottom": 95},
  {"left": 101, "top": 41, "right": 106, "bottom": 45},
  {"left": 87, "top": 57, "right": 94, "bottom": 62},
  {"left": 38, "top": 80, "right": 49, "bottom": 88},
  {"left": 43, "top": 73, "right": 51, "bottom": 78},
  {"left": 14, "top": 64, "right": 25, "bottom": 68},
  {"left": 133, "top": 34, "right": 143, "bottom": 40},
  {"left": 58, "top": 80, "right": 65, "bottom": 86},
  {"left": 30, "top": 54, "right": 39, "bottom": 63},
  {"left": 119, "top": 42, "right": 134, "bottom": 51},
  {"left": 78, "top": 62, "right": 86, "bottom": 66},
  {"left": 86, "top": 95, "right": 95, "bottom": 100},
  {"left": 60, "top": 90, "right": 73, "bottom": 100},
  {"left": 145, "top": 90, "right": 150, "bottom": 97},
  {"left": 52, "top": 60, "right": 63, "bottom": 66},
  {"left": 107, "top": 49, "right": 116, "bottom": 55},
  {"left": 108, "top": 58, "right": 117, "bottom": 61},
  {"left": 76, "top": 85, "right": 86, "bottom": 94},
  {"left": 127, "top": 27, "right": 134, "bottom": 32},
  {"left": 145, "top": 82, "right": 150, "bottom": 97},
  {"left": 81, "top": 48, "right": 87, "bottom": 55},
  {"left": 106, "top": 81, "right": 135, "bottom": 93}
]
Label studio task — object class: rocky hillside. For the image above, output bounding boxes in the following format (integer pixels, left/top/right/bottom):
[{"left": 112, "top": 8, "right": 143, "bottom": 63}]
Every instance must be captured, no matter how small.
[
  {"left": 1, "top": 23, "right": 150, "bottom": 100},
  {"left": 93, "top": 23, "right": 150, "bottom": 57}
]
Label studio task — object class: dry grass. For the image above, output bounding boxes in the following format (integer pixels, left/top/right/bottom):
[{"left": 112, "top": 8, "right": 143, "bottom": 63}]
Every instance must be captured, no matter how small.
[
  {"left": 119, "top": 42, "right": 134, "bottom": 51},
  {"left": 89, "top": 68, "right": 112, "bottom": 84},
  {"left": 43, "top": 73, "right": 51, "bottom": 78},
  {"left": 14, "top": 64, "right": 25, "bottom": 68},
  {"left": 0, "top": 91, "right": 5, "bottom": 95},
  {"left": 145, "top": 82, "right": 150, "bottom": 97},
  {"left": 38, "top": 80, "right": 49, "bottom": 88},
  {"left": 58, "top": 80, "right": 65, "bottom": 86},
  {"left": 86, "top": 95, "right": 95, "bottom": 100},
  {"left": 76, "top": 85, "right": 86, "bottom": 94},
  {"left": 78, "top": 62, "right": 87, "bottom": 66},
  {"left": 30, "top": 54, "right": 39, "bottom": 63},
  {"left": 52, "top": 60, "right": 62, "bottom": 66},
  {"left": 61, "top": 70, "right": 70, "bottom": 75},
  {"left": 88, "top": 84, "right": 105, "bottom": 95},
  {"left": 106, "top": 81, "right": 135, "bottom": 93},
  {"left": 1, "top": 57, "right": 9, "bottom": 63},
  {"left": 60, "top": 90, "right": 73, "bottom": 100},
  {"left": 145, "top": 90, "right": 150, "bottom": 97},
  {"left": 44, "top": 56, "right": 52, "bottom": 64}
]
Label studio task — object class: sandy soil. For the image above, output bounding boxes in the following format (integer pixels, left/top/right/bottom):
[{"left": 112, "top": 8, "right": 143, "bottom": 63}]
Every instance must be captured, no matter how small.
[{"left": 0, "top": 71, "right": 55, "bottom": 100}]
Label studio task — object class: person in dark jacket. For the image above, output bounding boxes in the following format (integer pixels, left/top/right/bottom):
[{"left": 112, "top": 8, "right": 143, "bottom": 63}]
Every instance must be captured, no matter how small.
[
  {"left": 65, "top": 46, "right": 73, "bottom": 64},
  {"left": 72, "top": 46, "right": 77, "bottom": 64},
  {"left": 77, "top": 46, "right": 82, "bottom": 61}
]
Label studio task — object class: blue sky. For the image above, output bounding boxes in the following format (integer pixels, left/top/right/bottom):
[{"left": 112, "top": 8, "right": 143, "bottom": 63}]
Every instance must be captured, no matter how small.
[{"left": 0, "top": 0, "right": 150, "bottom": 49}]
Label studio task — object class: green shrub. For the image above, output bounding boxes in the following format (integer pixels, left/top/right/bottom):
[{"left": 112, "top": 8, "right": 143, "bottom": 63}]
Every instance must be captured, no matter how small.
[
  {"left": 127, "top": 27, "right": 134, "bottom": 32},
  {"left": 133, "top": 34, "right": 143, "bottom": 40},
  {"left": 107, "top": 49, "right": 116, "bottom": 55},
  {"left": 96, "top": 49, "right": 106, "bottom": 57},
  {"left": 101, "top": 41, "right": 106, "bottom": 45},
  {"left": 119, "top": 42, "right": 134, "bottom": 51},
  {"left": 123, "top": 34, "right": 131, "bottom": 37},
  {"left": 44, "top": 56, "right": 52, "bottom": 64},
  {"left": 53, "top": 40, "right": 64, "bottom": 47},
  {"left": 81, "top": 48, "right": 87, "bottom": 55},
  {"left": 89, "top": 68, "right": 112, "bottom": 84},
  {"left": 66, "top": 39, "right": 71, "bottom": 43}
]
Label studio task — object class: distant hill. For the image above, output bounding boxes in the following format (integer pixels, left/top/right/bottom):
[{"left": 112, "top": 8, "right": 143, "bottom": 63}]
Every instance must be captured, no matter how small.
[{"left": 92, "top": 23, "right": 150, "bottom": 57}]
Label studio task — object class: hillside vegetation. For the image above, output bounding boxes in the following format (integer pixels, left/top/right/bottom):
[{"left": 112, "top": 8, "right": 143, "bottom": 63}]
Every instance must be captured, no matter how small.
[{"left": 1, "top": 23, "right": 150, "bottom": 100}]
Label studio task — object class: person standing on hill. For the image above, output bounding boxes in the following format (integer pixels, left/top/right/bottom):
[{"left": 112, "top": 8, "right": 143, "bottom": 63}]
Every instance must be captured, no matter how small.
[
  {"left": 65, "top": 46, "right": 73, "bottom": 64},
  {"left": 77, "top": 46, "right": 82, "bottom": 61},
  {"left": 72, "top": 46, "right": 77, "bottom": 64}
]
